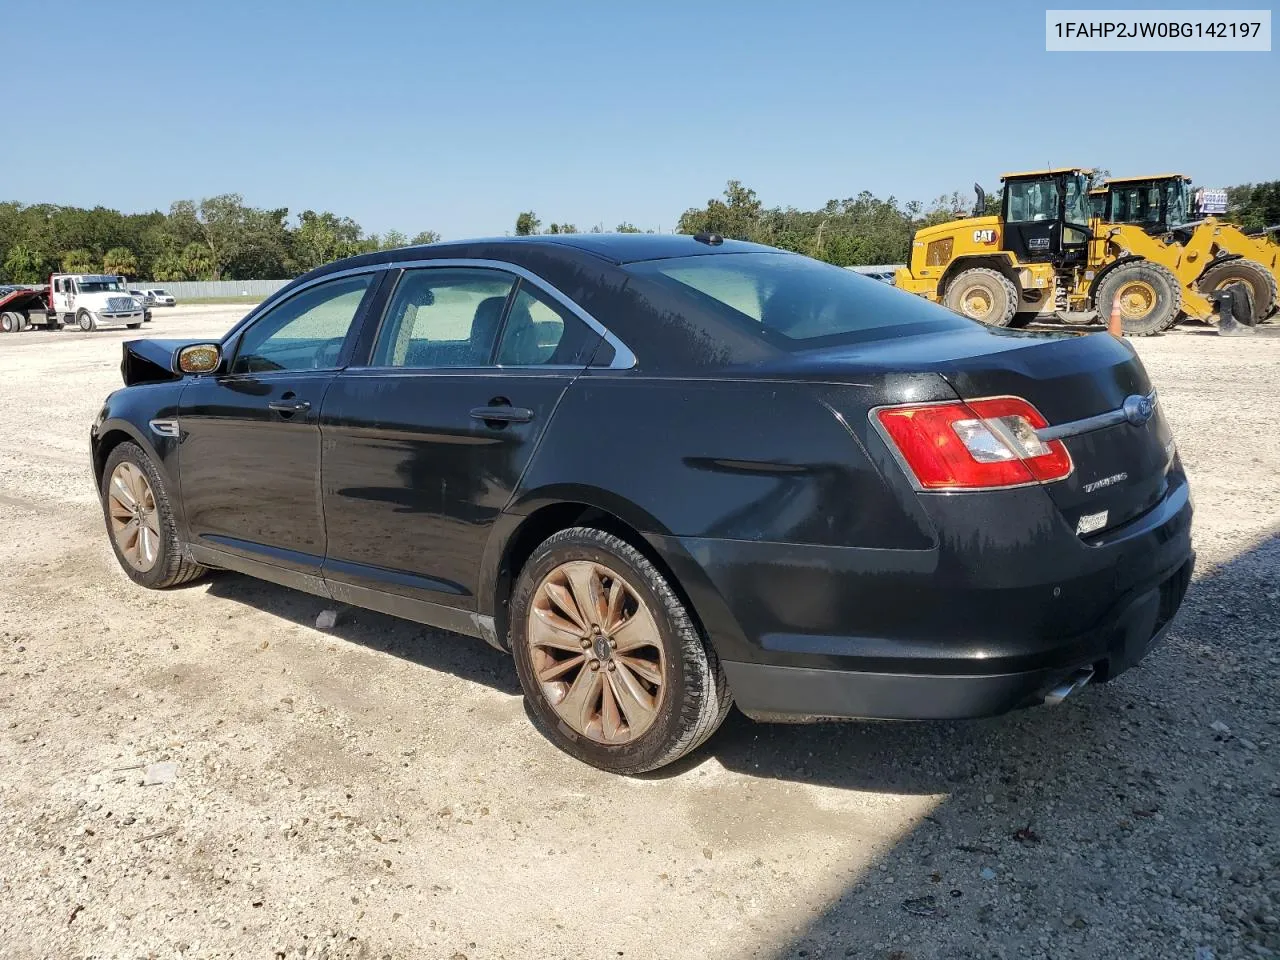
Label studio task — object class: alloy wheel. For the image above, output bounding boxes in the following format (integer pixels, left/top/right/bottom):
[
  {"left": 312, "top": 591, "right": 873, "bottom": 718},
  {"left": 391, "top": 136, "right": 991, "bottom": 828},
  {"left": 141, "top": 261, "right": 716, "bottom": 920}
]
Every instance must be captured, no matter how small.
[
  {"left": 526, "top": 560, "right": 666, "bottom": 744},
  {"left": 107, "top": 462, "right": 161, "bottom": 572}
]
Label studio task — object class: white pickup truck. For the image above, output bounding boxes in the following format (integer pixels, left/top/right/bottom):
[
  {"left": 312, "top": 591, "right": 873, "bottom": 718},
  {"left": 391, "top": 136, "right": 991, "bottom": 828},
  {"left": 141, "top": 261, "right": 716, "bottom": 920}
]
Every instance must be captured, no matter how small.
[{"left": 49, "top": 274, "right": 146, "bottom": 331}]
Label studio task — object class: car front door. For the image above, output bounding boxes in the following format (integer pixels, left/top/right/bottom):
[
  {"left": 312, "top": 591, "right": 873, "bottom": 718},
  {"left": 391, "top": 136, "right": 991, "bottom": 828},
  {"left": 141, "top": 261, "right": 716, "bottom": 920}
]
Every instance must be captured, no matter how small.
[
  {"left": 318, "top": 265, "right": 604, "bottom": 626},
  {"left": 178, "top": 271, "right": 381, "bottom": 585}
]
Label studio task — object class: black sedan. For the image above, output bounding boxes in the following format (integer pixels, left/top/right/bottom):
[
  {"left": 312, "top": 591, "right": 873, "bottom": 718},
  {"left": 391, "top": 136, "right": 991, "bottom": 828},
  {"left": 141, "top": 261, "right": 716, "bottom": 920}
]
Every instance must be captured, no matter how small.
[{"left": 91, "top": 234, "right": 1193, "bottom": 773}]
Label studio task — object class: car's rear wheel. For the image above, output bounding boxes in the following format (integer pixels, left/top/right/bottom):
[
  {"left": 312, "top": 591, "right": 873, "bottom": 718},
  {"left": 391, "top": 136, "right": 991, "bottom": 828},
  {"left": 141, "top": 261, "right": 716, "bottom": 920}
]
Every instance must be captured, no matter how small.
[
  {"left": 510, "top": 527, "right": 731, "bottom": 774},
  {"left": 100, "top": 441, "right": 206, "bottom": 589}
]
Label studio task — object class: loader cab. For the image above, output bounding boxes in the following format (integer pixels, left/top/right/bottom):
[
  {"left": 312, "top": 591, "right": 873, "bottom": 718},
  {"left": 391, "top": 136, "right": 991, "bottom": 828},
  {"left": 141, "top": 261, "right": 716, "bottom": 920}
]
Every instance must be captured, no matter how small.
[
  {"left": 1100, "top": 174, "right": 1193, "bottom": 235},
  {"left": 1000, "top": 167, "right": 1093, "bottom": 266},
  {"left": 1088, "top": 188, "right": 1108, "bottom": 220}
]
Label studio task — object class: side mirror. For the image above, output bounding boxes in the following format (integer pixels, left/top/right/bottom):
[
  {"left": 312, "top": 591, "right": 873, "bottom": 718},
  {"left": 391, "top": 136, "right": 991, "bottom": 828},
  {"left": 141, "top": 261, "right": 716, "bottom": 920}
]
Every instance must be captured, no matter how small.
[{"left": 176, "top": 343, "right": 222, "bottom": 375}]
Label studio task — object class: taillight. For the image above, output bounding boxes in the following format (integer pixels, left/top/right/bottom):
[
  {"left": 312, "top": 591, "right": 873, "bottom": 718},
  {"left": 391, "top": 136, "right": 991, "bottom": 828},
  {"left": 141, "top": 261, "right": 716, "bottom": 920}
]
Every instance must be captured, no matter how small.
[{"left": 874, "top": 396, "right": 1072, "bottom": 490}]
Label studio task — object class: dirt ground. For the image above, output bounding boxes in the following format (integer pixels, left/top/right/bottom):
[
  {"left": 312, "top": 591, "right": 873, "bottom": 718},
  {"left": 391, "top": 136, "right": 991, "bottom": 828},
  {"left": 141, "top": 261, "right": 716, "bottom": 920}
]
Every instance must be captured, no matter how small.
[{"left": 0, "top": 307, "right": 1276, "bottom": 960}]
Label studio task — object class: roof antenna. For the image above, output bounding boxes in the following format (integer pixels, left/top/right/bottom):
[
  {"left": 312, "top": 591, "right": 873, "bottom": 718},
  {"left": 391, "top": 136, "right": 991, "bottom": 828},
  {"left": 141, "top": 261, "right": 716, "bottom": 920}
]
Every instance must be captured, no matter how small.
[{"left": 694, "top": 232, "right": 724, "bottom": 246}]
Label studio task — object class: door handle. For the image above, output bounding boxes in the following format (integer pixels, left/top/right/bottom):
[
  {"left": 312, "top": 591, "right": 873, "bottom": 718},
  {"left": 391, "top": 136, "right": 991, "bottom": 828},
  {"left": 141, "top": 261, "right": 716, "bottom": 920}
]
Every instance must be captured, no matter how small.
[
  {"left": 470, "top": 405, "right": 534, "bottom": 424},
  {"left": 268, "top": 399, "right": 311, "bottom": 413}
]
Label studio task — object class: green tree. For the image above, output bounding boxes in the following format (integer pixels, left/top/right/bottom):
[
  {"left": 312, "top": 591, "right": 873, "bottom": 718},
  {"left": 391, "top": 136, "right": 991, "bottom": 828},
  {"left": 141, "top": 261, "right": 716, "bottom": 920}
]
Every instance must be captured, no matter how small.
[
  {"left": 152, "top": 249, "right": 185, "bottom": 282},
  {"left": 61, "top": 249, "right": 97, "bottom": 273},
  {"left": 168, "top": 194, "right": 259, "bottom": 280},
  {"left": 2, "top": 243, "right": 46, "bottom": 283},
  {"left": 381, "top": 229, "right": 408, "bottom": 250},
  {"left": 103, "top": 247, "right": 139, "bottom": 278},
  {"left": 677, "top": 180, "right": 764, "bottom": 240},
  {"left": 411, "top": 230, "right": 441, "bottom": 245},
  {"left": 514, "top": 211, "right": 541, "bottom": 236},
  {"left": 615, "top": 222, "right": 642, "bottom": 233},
  {"left": 289, "top": 210, "right": 367, "bottom": 272},
  {"left": 179, "top": 242, "right": 214, "bottom": 280}
]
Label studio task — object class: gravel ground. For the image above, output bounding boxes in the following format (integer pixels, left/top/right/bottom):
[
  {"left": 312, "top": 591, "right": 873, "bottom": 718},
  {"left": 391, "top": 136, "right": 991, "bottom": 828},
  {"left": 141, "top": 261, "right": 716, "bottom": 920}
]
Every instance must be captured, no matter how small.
[{"left": 0, "top": 308, "right": 1276, "bottom": 960}]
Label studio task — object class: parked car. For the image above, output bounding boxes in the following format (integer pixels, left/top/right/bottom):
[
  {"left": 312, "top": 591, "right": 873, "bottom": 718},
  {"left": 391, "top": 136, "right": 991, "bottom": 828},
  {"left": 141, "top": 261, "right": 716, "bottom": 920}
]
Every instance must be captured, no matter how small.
[
  {"left": 90, "top": 234, "right": 1193, "bottom": 774},
  {"left": 144, "top": 289, "right": 176, "bottom": 306},
  {"left": 130, "top": 289, "right": 155, "bottom": 307}
]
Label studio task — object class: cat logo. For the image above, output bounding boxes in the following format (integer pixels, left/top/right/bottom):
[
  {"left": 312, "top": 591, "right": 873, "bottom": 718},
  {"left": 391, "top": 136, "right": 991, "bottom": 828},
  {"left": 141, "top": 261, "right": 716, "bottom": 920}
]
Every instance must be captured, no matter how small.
[{"left": 972, "top": 229, "right": 997, "bottom": 245}]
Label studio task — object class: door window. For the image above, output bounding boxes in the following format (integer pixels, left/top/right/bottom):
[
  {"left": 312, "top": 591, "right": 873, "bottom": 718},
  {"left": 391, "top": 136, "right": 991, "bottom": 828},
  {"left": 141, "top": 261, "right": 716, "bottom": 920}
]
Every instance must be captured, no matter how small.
[
  {"left": 1006, "top": 180, "right": 1059, "bottom": 223},
  {"left": 373, "top": 268, "right": 516, "bottom": 368},
  {"left": 231, "top": 274, "right": 374, "bottom": 375},
  {"left": 496, "top": 282, "right": 600, "bottom": 366}
]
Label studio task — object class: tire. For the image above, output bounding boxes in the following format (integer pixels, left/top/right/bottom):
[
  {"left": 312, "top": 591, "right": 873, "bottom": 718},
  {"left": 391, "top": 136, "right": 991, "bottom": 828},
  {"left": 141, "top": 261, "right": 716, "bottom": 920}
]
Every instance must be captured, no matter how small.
[
  {"left": 1092, "top": 261, "right": 1182, "bottom": 336},
  {"left": 510, "top": 527, "right": 732, "bottom": 774},
  {"left": 100, "top": 441, "right": 207, "bottom": 589},
  {"left": 1196, "top": 259, "right": 1277, "bottom": 325},
  {"left": 0, "top": 312, "right": 19, "bottom": 333},
  {"left": 943, "top": 267, "right": 1018, "bottom": 326},
  {"left": 77, "top": 310, "right": 95, "bottom": 332}
]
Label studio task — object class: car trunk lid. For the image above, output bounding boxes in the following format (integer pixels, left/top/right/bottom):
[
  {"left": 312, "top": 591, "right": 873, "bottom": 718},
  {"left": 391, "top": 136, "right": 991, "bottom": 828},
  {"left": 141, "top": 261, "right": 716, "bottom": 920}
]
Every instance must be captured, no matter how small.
[
  {"left": 935, "top": 331, "right": 1174, "bottom": 537},
  {"left": 778, "top": 325, "right": 1175, "bottom": 537}
]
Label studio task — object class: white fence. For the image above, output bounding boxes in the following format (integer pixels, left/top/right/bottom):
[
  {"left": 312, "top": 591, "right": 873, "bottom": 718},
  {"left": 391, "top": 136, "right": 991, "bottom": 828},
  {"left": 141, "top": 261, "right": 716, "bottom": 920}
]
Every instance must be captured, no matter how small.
[{"left": 134, "top": 279, "right": 291, "bottom": 300}]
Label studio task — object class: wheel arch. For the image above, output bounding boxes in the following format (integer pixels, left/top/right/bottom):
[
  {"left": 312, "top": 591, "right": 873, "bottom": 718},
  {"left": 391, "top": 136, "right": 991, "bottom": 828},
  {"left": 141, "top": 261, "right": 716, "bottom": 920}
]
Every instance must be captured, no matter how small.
[
  {"left": 938, "top": 255, "right": 1022, "bottom": 298},
  {"left": 1086, "top": 254, "right": 1146, "bottom": 309},
  {"left": 92, "top": 419, "right": 155, "bottom": 487},
  {"left": 481, "top": 491, "right": 704, "bottom": 655}
]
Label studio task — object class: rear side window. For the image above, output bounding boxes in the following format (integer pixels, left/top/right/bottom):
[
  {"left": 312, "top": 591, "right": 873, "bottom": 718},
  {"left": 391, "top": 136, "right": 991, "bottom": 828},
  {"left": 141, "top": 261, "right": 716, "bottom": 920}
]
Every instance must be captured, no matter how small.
[
  {"left": 495, "top": 282, "right": 600, "bottom": 366},
  {"left": 626, "top": 252, "right": 968, "bottom": 346},
  {"left": 373, "top": 268, "right": 516, "bottom": 368}
]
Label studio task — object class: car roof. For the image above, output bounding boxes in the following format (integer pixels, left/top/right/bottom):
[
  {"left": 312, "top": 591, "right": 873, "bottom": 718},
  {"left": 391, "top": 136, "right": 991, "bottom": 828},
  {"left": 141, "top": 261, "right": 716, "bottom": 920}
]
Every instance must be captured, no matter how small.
[{"left": 388, "top": 233, "right": 777, "bottom": 265}]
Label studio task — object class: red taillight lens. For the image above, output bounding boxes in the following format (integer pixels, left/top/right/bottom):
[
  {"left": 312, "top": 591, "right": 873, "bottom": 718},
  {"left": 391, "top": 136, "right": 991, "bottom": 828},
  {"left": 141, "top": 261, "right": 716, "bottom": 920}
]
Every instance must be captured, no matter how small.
[{"left": 875, "top": 396, "right": 1072, "bottom": 490}]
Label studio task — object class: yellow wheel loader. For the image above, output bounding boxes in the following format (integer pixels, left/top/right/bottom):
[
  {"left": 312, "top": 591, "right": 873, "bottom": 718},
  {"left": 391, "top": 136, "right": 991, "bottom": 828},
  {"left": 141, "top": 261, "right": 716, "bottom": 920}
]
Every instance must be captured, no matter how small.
[
  {"left": 895, "top": 168, "right": 1271, "bottom": 335},
  {"left": 1094, "top": 174, "right": 1278, "bottom": 323}
]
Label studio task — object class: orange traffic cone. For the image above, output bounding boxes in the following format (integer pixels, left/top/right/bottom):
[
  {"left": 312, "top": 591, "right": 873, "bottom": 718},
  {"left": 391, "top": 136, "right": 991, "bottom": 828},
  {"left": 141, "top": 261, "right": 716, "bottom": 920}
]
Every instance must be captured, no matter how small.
[{"left": 1108, "top": 295, "right": 1124, "bottom": 338}]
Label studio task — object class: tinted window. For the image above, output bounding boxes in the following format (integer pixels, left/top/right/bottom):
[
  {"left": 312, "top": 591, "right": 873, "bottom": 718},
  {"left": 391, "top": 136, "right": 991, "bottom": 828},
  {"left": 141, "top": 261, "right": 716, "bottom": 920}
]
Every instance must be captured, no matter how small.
[
  {"left": 232, "top": 274, "right": 372, "bottom": 374},
  {"left": 627, "top": 252, "right": 969, "bottom": 345},
  {"left": 373, "top": 269, "right": 516, "bottom": 368},
  {"left": 496, "top": 282, "right": 599, "bottom": 366}
]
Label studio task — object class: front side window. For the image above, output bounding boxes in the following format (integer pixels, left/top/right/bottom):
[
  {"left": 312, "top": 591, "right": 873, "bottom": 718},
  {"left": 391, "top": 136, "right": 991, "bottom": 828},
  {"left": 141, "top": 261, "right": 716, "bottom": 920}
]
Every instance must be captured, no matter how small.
[
  {"left": 232, "top": 274, "right": 373, "bottom": 374},
  {"left": 1006, "top": 179, "right": 1060, "bottom": 223},
  {"left": 1164, "top": 180, "right": 1188, "bottom": 226},
  {"left": 627, "top": 251, "right": 969, "bottom": 346},
  {"left": 373, "top": 268, "right": 516, "bottom": 368}
]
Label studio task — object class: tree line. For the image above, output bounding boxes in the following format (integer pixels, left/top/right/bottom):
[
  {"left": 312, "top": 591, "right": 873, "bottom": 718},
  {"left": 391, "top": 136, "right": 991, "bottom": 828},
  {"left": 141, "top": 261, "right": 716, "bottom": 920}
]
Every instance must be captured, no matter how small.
[
  {"left": 0, "top": 194, "right": 440, "bottom": 284},
  {"left": 2, "top": 178, "right": 1276, "bottom": 284}
]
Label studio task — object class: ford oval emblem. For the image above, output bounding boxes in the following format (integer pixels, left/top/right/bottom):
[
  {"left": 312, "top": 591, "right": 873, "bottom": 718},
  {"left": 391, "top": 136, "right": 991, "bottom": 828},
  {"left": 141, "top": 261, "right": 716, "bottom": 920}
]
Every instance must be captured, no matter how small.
[{"left": 1123, "top": 394, "right": 1154, "bottom": 426}]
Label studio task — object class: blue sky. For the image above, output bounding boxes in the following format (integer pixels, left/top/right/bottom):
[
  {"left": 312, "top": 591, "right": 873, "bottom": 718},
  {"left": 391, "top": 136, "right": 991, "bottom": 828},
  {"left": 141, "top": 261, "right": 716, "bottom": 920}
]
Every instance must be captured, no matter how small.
[{"left": 3, "top": 0, "right": 1274, "bottom": 238}]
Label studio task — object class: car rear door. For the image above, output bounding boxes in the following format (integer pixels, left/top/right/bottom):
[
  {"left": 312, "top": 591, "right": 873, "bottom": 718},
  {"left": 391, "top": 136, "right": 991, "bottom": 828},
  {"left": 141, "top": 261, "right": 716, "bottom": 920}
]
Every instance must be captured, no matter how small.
[
  {"left": 318, "top": 265, "right": 604, "bottom": 619},
  {"left": 178, "top": 271, "right": 382, "bottom": 585}
]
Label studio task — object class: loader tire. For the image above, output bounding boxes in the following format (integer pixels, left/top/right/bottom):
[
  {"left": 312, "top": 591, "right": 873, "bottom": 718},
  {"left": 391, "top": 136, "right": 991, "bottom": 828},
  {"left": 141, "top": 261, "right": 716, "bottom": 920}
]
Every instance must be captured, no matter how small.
[
  {"left": 1092, "top": 262, "right": 1182, "bottom": 336},
  {"left": 0, "top": 312, "right": 20, "bottom": 333},
  {"left": 943, "top": 268, "right": 1018, "bottom": 326},
  {"left": 1197, "top": 259, "right": 1277, "bottom": 325}
]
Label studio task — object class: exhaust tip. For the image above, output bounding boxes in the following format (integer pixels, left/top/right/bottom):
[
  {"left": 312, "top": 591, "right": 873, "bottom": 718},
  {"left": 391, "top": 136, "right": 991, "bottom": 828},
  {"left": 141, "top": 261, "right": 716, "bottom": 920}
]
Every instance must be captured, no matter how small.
[{"left": 1044, "top": 667, "right": 1095, "bottom": 706}]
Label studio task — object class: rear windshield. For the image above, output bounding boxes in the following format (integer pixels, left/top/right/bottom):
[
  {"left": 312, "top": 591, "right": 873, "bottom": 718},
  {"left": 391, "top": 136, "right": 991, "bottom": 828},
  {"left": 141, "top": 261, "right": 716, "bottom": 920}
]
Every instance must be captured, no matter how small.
[{"left": 625, "top": 252, "right": 968, "bottom": 348}]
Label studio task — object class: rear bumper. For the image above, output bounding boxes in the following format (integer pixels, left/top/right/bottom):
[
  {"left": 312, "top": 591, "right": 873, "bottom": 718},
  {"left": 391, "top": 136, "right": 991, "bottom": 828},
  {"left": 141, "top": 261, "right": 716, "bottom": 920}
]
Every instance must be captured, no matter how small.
[
  {"left": 721, "top": 556, "right": 1192, "bottom": 720},
  {"left": 652, "top": 471, "right": 1193, "bottom": 721}
]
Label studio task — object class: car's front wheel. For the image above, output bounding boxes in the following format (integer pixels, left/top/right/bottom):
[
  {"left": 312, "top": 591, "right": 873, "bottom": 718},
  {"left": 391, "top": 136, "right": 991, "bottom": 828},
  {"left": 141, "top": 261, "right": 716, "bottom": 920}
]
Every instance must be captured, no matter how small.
[
  {"left": 100, "top": 441, "right": 206, "bottom": 589},
  {"left": 510, "top": 527, "right": 732, "bottom": 774}
]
